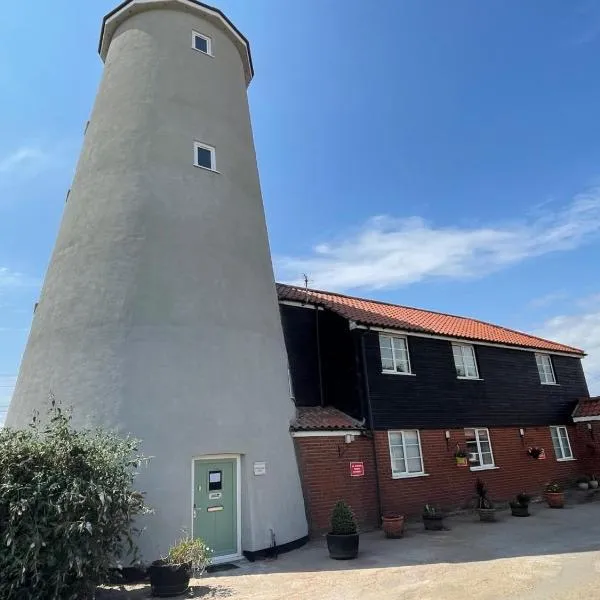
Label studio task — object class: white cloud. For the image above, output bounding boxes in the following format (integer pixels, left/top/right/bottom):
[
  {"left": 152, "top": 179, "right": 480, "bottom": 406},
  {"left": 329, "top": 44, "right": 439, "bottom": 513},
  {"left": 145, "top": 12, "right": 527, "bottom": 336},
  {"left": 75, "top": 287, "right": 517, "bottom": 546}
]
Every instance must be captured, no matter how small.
[
  {"left": 536, "top": 306, "right": 600, "bottom": 396},
  {"left": 277, "top": 189, "right": 600, "bottom": 291},
  {"left": 528, "top": 291, "right": 569, "bottom": 309},
  {"left": 0, "top": 147, "right": 47, "bottom": 174}
]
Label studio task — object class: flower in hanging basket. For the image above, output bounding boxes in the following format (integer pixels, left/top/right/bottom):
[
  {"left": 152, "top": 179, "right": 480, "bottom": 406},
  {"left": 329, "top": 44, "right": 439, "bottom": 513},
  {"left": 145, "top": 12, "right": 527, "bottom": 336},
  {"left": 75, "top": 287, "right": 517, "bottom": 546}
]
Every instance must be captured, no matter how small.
[
  {"left": 527, "top": 447, "right": 542, "bottom": 459},
  {"left": 454, "top": 446, "right": 469, "bottom": 466}
]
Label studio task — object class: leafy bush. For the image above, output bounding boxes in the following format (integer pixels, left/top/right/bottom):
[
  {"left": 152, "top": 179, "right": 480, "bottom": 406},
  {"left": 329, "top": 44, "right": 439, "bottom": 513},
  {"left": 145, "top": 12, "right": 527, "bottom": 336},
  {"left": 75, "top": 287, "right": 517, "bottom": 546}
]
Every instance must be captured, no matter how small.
[
  {"left": 545, "top": 482, "right": 563, "bottom": 493},
  {"left": 422, "top": 504, "right": 443, "bottom": 517},
  {"left": 514, "top": 492, "right": 531, "bottom": 506},
  {"left": 0, "top": 401, "right": 150, "bottom": 600},
  {"left": 166, "top": 537, "right": 211, "bottom": 576},
  {"left": 330, "top": 501, "right": 357, "bottom": 535},
  {"left": 475, "top": 478, "right": 493, "bottom": 509}
]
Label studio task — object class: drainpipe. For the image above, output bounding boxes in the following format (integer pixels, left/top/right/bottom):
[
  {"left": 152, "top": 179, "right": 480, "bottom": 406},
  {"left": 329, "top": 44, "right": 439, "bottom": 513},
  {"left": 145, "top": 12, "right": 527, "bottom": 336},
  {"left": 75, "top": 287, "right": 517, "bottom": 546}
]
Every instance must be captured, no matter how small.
[{"left": 359, "top": 329, "right": 383, "bottom": 525}]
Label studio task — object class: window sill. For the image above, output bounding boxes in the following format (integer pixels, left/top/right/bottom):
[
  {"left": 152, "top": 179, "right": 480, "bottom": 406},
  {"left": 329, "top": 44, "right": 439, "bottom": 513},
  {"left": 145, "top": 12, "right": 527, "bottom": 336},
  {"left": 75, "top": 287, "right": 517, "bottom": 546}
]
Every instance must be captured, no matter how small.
[
  {"left": 457, "top": 377, "right": 484, "bottom": 381},
  {"left": 469, "top": 465, "right": 499, "bottom": 472},
  {"left": 382, "top": 371, "right": 416, "bottom": 376},
  {"left": 194, "top": 164, "right": 220, "bottom": 174},
  {"left": 556, "top": 457, "right": 576, "bottom": 462},
  {"left": 541, "top": 382, "right": 559, "bottom": 386},
  {"left": 392, "top": 472, "right": 430, "bottom": 480},
  {"left": 192, "top": 48, "right": 215, "bottom": 58}
]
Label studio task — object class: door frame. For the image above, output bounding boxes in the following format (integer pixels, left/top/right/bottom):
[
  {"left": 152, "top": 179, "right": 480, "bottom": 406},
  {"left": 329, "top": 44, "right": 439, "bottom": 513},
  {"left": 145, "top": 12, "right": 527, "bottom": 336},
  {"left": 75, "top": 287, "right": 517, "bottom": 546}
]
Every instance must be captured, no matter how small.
[{"left": 191, "top": 453, "right": 242, "bottom": 564}]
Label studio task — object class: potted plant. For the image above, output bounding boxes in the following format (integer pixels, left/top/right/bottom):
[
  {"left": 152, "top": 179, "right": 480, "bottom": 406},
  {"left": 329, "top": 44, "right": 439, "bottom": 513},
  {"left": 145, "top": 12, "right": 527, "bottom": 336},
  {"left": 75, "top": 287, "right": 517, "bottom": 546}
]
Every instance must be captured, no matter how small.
[
  {"left": 327, "top": 501, "right": 359, "bottom": 559},
  {"left": 454, "top": 445, "right": 469, "bottom": 467},
  {"left": 509, "top": 492, "right": 531, "bottom": 517},
  {"left": 545, "top": 482, "right": 565, "bottom": 508},
  {"left": 527, "top": 447, "right": 542, "bottom": 459},
  {"left": 577, "top": 476, "right": 590, "bottom": 490},
  {"left": 149, "top": 537, "right": 211, "bottom": 597},
  {"left": 422, "top": 504, "right": 445, "bottom": 530},
  {"left": 381, "top": 512, "right": 405, "bottom": 538},
  {"left": 475, "top": 479, "right": 496, "bottom": 522},
  {"left": 590, "top": 475, "right": 599, "bottom": 489}
]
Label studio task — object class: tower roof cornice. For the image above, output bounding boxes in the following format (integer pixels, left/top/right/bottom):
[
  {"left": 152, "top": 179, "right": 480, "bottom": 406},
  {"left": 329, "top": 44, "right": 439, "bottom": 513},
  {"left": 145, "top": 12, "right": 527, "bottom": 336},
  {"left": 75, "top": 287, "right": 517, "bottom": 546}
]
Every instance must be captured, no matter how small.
[{"left": 99, "top": 0, "right": 254, "bottom": 85}]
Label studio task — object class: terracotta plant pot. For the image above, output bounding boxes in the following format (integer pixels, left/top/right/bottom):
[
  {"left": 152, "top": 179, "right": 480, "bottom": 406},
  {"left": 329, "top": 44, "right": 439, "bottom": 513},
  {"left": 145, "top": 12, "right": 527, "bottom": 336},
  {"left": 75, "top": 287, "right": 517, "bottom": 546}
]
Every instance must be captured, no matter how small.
[
  {"left": 382, "top": 514, "right": 405, "bottom": 538},
  {"left": 455, "top": 456, "right": 468, "bottom": 467},
  {"left": 546, "top": 492, "right": 565, "bottom": 508}
]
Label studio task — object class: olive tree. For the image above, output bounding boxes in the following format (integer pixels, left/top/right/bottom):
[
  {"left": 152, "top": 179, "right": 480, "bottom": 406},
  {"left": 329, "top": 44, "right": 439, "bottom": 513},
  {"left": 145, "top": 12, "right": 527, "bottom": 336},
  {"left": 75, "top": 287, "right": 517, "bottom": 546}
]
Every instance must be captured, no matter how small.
[{"left": 0, "top": 400, "right": 150, "bottom": 599}]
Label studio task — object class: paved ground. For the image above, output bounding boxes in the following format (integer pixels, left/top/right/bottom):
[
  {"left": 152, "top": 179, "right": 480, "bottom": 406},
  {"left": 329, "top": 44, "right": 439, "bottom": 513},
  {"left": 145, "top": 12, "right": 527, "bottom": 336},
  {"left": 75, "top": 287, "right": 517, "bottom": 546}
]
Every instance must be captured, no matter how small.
[{"left": 99, "top": 501, "right": 600, "bottom": 599}]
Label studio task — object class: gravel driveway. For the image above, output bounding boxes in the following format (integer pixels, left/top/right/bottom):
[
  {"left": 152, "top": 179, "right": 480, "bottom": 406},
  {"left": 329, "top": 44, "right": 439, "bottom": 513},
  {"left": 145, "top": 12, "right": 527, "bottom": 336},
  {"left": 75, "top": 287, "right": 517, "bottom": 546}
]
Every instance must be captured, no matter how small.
[{"left": 99, "top": 500, "right": 600, "bottom": 599}]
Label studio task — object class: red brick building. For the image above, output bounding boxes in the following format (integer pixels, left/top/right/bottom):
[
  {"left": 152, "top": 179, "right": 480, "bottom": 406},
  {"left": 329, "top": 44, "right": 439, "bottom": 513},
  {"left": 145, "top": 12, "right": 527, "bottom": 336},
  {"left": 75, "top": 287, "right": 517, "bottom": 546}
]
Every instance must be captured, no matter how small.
[{"left": 279, "top": 284, "right": 597, "bottom": 535}]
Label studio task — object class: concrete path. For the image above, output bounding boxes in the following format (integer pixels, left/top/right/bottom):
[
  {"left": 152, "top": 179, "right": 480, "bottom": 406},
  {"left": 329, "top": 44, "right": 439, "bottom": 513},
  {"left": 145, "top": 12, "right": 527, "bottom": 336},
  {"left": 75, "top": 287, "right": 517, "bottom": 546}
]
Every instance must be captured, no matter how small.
[{"left": 99, "top": 501, "right": 600, "bottom": 599}]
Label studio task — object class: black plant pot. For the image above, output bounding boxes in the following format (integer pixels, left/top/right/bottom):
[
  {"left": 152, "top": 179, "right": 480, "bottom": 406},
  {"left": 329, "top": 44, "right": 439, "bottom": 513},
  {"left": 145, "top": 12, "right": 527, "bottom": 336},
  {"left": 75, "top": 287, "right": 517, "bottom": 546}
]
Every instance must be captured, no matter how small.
[
  {"left": 326, "top": 533, "right": 359, "bottom": 559},
  {"left": 149, "top": 561, "right": 191, "bottom": 597},
  {"left": 423, "top": 514, "right": 445, "bottom": 530},
  {"left": 510, "top": 504, "right": 530, "bottom": 517}
]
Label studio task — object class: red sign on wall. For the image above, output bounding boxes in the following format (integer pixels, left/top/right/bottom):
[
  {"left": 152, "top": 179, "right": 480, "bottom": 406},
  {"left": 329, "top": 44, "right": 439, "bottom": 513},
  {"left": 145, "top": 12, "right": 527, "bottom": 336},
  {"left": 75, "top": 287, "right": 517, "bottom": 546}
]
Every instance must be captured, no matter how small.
[{"left": 350, "top": 461, "right": 365, "bottom": 477}]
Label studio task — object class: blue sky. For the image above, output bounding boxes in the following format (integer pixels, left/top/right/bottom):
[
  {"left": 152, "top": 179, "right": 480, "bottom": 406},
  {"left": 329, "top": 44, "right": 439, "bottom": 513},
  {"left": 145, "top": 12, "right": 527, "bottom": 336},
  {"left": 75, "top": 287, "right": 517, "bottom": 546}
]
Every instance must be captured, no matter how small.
[{"left": 2, "top": 0, "right": 600, "bottom": 422}]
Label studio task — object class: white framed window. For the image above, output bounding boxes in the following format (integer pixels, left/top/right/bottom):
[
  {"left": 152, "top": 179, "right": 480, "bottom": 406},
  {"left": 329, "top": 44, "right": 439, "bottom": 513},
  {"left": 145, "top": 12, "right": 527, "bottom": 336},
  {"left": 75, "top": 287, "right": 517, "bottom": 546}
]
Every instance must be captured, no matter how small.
[
  {"left": 388, "top": 430, "right": 424, "bottom": 477},
  {"left": 550, "top": 426, "right": 573, "bottom": 461},
  {"left": 452, "top": 343, "right": 479, "bottom": 379},
  {"left": 379, "top": 334, "right": 412, "bottom": 374},
  {"left": 464, "top": 428, "right": 495, "bottom": 469},
  {"left": 193, "top": 142, "right": 216, "bottom": 171},
  {"left": 192, "top": 31, "right": 212, "bottom": 55},
  {"left": 535, "top": 353, "right": 556, "bottom": 385}
]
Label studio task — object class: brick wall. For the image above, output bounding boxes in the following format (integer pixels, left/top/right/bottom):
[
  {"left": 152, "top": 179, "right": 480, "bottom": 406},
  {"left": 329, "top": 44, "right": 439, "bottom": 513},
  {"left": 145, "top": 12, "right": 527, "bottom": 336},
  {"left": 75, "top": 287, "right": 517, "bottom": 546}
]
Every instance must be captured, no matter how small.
[
  {"left": 294, "top": 425, "right": 600, "bottom": 536},
  {"left": 293, "top": 434, "right": 378, "bottom": 535},
  {"left": 376, "top": 426, "right": 591, "bottom": 516}
]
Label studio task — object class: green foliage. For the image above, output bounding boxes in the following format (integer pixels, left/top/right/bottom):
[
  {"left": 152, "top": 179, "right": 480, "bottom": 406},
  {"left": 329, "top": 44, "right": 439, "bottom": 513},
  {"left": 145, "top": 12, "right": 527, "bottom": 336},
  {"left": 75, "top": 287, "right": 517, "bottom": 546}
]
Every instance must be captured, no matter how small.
[
  {"left": 422, "top": 504, "right": 442, "bottom": 517},
  {"left": 475, "top": 478, "right": 493, "bottom": 509},
  {"left": 545, "top": 481, "right": 563, "bottom": 493},
  {"left": 166, "top": 537, "right": 212, "bottom": 576},
  {"left": 330, "top": 501, "right": 357, "bottom": 535},
  {"left": 0, "top": 400, "right": 150, "bottom": 600},
  {"left": 514, "top": 492, "right": 531, "bottom": 506}
]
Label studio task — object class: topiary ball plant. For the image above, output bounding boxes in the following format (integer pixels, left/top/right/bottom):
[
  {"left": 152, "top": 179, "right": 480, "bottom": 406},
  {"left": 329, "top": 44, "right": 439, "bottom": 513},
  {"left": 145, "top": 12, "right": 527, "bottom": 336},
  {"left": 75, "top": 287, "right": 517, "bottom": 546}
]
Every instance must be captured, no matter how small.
[{"left": 330, "top": 501, "right": 358, "bottom": 536}]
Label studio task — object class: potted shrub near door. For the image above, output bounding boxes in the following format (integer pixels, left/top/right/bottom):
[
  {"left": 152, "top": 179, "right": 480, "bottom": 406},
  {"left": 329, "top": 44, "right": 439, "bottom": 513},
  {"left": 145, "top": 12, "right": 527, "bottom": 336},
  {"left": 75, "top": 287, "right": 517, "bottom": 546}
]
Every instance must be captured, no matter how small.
[
  {"left": 149, "top": 537, "right": 211, "bottom": 597},
  {"left": 327, "top": 501, "right": 359, "bottom": 559},
  {"left": 422, "top": 505, "right": 445, "bottom": 530},
  {"left": 509, "top": 493, "right": 531, "bottom": 517},
  {"left": 545, "top": 482, "right": 565, "bottom": 508},
  {"left": 475, "top": 479, "right": 496, "bottom": 522},
  {"left": 382, "top": 513, "right": 405, "bottom": 538}
]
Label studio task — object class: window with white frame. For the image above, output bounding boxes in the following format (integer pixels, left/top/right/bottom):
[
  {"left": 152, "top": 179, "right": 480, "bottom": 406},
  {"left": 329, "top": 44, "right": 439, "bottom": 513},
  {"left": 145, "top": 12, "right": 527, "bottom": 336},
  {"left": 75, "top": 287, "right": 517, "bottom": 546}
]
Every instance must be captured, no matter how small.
[
  {"left": 550, "top": 426, "right": 573, "bottom": 461},
  {"left": 194, "top": 142, "right": 216, "bottom": 171},
  {"left": 192, "top": 31, "right": 212, "bottom": 55},
  {"left": 464, "top": 428, "right": 495, "bottom": 468},
  {"left": 535, "top": 353, "right": 556, "bottom": 384},
  {"left": 452, "top": 343, "right": 479, "bottom": 379},
  {"left": 379, "top": 334, "right": 412, "bottom": 374},
  {"left": 388, "top": 430, "right": 424, "bottom": 477}
]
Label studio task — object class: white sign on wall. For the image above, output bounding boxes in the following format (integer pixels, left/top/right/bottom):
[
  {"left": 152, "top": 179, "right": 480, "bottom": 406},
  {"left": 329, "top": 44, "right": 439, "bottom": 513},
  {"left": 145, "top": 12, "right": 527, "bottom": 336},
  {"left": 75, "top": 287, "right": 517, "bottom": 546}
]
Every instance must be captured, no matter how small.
[{"left": 253, "top": 461, "right": 267, "bottom": 476}]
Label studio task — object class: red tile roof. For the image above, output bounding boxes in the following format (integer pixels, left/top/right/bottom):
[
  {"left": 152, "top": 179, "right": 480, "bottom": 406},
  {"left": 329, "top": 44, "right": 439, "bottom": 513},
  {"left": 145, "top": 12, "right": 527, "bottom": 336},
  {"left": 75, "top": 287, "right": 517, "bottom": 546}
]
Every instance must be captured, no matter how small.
[
  {"left": 277, "top": 283, "right": 584, "bottom": 356},
  {"left": 572, "top": 397, "right": 600, "bottom": 420},
  {"left": 291, "top": 407, "right": 366, "bottom": 431}
]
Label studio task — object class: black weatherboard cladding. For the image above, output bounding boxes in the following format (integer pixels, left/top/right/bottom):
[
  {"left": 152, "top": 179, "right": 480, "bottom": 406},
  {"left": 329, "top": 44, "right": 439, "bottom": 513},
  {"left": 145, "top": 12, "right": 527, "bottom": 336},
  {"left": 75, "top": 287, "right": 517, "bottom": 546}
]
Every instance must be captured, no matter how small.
[
  {"left": 363, "top": 331, "right": 589, "bottom": 429},
  {"left": 279, "top": 304, "right": 360, "bottom": 417}
]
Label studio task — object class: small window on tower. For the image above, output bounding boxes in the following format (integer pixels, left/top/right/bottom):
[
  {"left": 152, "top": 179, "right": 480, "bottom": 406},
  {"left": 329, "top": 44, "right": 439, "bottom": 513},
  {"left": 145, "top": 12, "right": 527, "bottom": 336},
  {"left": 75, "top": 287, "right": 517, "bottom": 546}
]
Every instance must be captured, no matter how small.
[
  {"left": 194, "top": 142, "right": 216, "bottom": 171},
  {"left": 192, "top": 31, "right": 212, "bottom": 56}
]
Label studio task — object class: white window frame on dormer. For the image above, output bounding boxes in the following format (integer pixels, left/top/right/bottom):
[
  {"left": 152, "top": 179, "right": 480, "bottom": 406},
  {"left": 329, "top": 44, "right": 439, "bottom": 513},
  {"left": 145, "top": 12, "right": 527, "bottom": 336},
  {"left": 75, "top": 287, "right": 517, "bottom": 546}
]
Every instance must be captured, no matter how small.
[
  {"left": 535, "top": 353, "right": 557, "bottom": 385},
  {"left": 379, "top": 334, "right": 413, "bottom": 375},
  {"left": 192, "top": 30, "right": 213, "bottom": 56},
  {"left": 452, "top": 343, "right": 479, "bottom": 379},
  {"left": 193, "top": 141, "right": 217, "bottom": 172}
]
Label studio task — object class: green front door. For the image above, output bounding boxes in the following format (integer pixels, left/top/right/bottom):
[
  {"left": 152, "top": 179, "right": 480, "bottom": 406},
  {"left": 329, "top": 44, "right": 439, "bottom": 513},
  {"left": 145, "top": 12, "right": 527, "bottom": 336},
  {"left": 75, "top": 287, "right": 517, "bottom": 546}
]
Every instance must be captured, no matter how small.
[{"left": 193, "top": 458, "right": 237, "bottom": 558}]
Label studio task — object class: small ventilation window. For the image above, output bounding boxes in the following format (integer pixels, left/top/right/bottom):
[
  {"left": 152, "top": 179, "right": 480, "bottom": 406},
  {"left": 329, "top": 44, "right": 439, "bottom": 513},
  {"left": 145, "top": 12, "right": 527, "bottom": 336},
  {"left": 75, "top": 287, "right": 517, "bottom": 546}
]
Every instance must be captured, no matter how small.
[
  {"left": 193, "top": 142, "right": 216, "bottom": 171},
  {"left": 192, "top": 31, "right": 212, "bottom": 56}
]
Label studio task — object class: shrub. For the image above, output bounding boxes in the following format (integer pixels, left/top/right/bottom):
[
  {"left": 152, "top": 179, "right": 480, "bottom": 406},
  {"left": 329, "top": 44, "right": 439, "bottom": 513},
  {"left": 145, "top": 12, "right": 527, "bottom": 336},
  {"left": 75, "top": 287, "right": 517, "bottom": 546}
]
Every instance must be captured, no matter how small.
[
  {"left": 423, "top": 504, "right": 442, "bottom": 517},
  {"left": 0, "top": 400, "right": 150, "bottom": 600},
  {"left": 475, "top": 478, "right": 493, "bottom": 509},
  {"left": 166, "top": 537, "right": 211, "bottom": 576},
  {"left": 330, "top": 501, "right": 357, "bottom": 535},
  {"left": 546, "top": 482, "right": 563, "bottom": 493}
]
